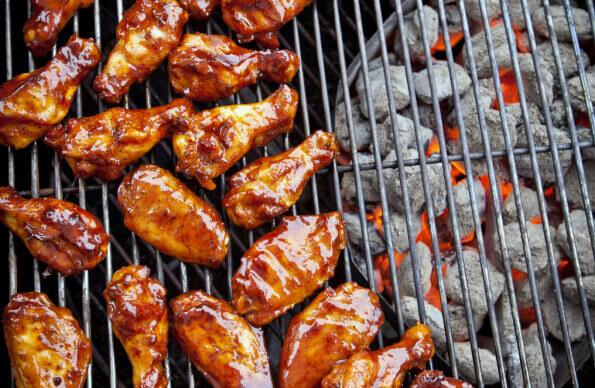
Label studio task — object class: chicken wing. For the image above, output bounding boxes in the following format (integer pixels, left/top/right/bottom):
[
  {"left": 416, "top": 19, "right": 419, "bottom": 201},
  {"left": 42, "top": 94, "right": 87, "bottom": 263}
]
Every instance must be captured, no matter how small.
[
  {"left": 173, "top": 85, "right": 298, "bottom": 190},
  {"left": 0, "top": 187, "right": 108, "bottom": 276},
  {"left": 321, "top": 323, "right": 435, "bottom": 388},
  {"left": 45, "top": 98, "right": 194, "bottom": 181},
  {"left": 278, "top": 282, "right": 384, "bottom": 388},
  {"left": 118, "top": 164, "right": 229, "bottom": 267},
  {"left": 232, "top": 212, "right": 346, "bottom": 326},
  {"left": 4, "top": 292, "right": 92, "bottom": 388},
  {"left": 93, "top": 0, "right": 188, "bottom": 104},
  {"left": 223, "top": 130, "right": 338, "bottom": 229},
  {"left": 411, "top": 370, "right": 474, "bottom": 388},
  {"left": 0, "top": 35, "right": 100, "bottom": 149},
  {"left": 179, "top": 0, "right": 219, "bottom": 19},
  {"left": 168, "top": 33, "right": 299, "bottom": 102},
  {"left": 24, "top": 0, "right": 94, "bottom": 57},
  {"left": 221, "top": 0, "right": 314, "bottom": 48},
  {"left": 170, "top": 290, "right": 273, "bottom": 388},
  {"left": 104, "top": 265, "right": 168, "bottom": 388}
]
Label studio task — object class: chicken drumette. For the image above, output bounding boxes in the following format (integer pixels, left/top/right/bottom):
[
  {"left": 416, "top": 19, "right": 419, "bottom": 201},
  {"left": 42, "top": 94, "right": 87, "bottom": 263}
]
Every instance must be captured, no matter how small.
[
  {"left": 223, "top": 130, "right": 338, "bottom": 229},
  {"left": 0, "top": 187, "right": 108, "bottom": 276},
  {"left": 24, "top": 0, "right": 94, "bottom": 57},
  {"left": 278, "top": 282, "right": 384, "bottom": 388},
  {"left": 93, "top": 0, "right": 188, "bottom": 104},
  {"left": 0, "top": 35, "right": 100, "bottom": 149},
  {"left": 170, "top": 290, "right": 273, "bottom": 388},
  {"left": 173, "top": 85, "right": 298, "bottom": 190},
  {"left": 45, "top": 98, "right": 194, "bottom": 181},
  {"left": 178, "top": 0, "right": 219, "bottom": 19},
  {"left": 104, "top": 265, "right": 169, "bottom": 388},
  {"left": 232, "top": 212, "right": 346, "bottom": 326},
  {"left": 4, "top": 292, "right": 92, "bottom": 388},
  {"left": 411, "top": 370, "right": 474, "bottom": 388},
  {"left": 118, "top": 165, "right": 229, "bottom": 267},
  {"left": 168, "top": 33, "right": 299, "bottom": 102}
]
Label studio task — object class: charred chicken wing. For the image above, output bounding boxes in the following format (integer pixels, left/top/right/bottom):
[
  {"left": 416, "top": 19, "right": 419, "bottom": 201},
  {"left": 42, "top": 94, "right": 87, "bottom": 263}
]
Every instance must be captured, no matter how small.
[
  {"left": 4, "top": 292, "right": 92, "bottom": 388},
  {"left": 411, "top": 370, "right": 474, "bottom": 388},
  {"left": 321, "top": 323, "right": 436, "bottom": 388},
  {"left": 0, "top": 187, "right": 108, "bottom": 276},
  {"left": 179, "top": 0, "right": 219, "bottom": 19},
  {"left": 118, "top": 164, "right": 229, "bottom": 267},
  {"left": 232, "top": 212, "right": 346, "bottom": 326},
  {"left": 168, "top": 33, "right": 299, "bottom": 102},
  {"left": 0, "top": 35, "right": 100, "bottom": 149},
  {"left": 173, "top": 85, "right": 298, "bottom": 190},
  {"left": 93, "top": 0, "right": 188, "bottom": 104},
  {"left": 24, "top": 0, "right": 94, "bottom": 57},
  {"left": 223, "top": 130, "right": 338, "bottom": 229},
  {"left": 278, "top": 282, "right": 384, "bottom": 388},
  {"left": 45, "top": 98, "right": 194, "bottom": 181},
  {"left": 104, "top": 265, "right": 168, "bottom": 388},
  {"left": 170, "top": 290, "right": 273, "bottom": 388}
]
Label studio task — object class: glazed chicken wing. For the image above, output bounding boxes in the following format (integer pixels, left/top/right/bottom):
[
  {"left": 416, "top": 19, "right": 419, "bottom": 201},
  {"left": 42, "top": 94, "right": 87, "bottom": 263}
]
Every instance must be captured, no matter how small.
[
  {"left": 179, "top": 0, "right": 219, "bottom": 19},
  {"left": 0, "top": 187, "right": 108, "bottom": 276},
  {"left": 104, "top": 265, "right": 168, "bottom": 388},
  {"left": 0, "top": 35, "right": 100, "bottom": 149},
  {"left": 45, "top": 98, "right": 194, "bottom": 181},
  {"left": 24, "top": 0, "right": 94, "bottom": 57},
  {"left": 168, "top": 33, "right": 299, "bottom": 102},
  {"left": 170, "top": 290, "right": 273, "bottom": 388},
  {"left": 321, "top": 323, "right": 435, "bottom": 388},
  {"left": 223, "top": 130, "right": 338, "bottom": 229},
  {"left": 93, "top": 0, "right": 188, "bottom": 104},
  {"left": 118, "top": 164, "right": 229, "bottom": 267},
  {"left": 4, "top": 292, "right": 92, "bottom": 388},
  {"left": 411, "top": 370, "right": 474, "bottom": 388},
  {"left": 278, "top": 282, "right": 384, "bottom": 388},
  {"left": 232, "top": 212, "right": 346, "bottom": 326},
  {"left": 173, "top": 85, "right": 298, "bottom": 190}
]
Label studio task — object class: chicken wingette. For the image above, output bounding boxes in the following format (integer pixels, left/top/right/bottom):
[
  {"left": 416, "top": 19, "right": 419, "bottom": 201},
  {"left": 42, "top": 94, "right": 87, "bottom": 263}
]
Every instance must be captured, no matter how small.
[
  {"left": 179, "top": 0, "right": 219, "bottom": 19},
  {"left": 410, "top": 370, "right": 474, "bottom": 388}
]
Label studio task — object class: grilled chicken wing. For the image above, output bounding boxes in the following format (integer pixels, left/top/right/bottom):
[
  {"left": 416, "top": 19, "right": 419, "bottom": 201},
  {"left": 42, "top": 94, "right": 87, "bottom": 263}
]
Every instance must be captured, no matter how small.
[
  {"left": 93, "top": 0, "right": 188, "bottom": 104},
  {"left": 179, "top": 0, "right": 219, "bottom": 19},
  {"left": 0, "top": 35, "right": 100, "bottom": 149},
  {"left": 170, "top": 290, "right": 273, "bottom": 388},
  {"left": 45, "top": 99, "right": 194, "bottom": 181},
  {"left": 223, "top": 130, "right": 338, "bottom": 229},
  {"left": 4, "top": 292, "right": 92, "bottom": 388},
  {"left": 232, "top": 212, "right": 346, "bottom": 326},
  {"left": 104, "top": 265, "right": 168, "bottom": 388},
  {"left": 118, "top": 164, "right": 229, "bottom": 267},
  {"left": 278, "top": 282, "right": 384, "bottom": 388},
  {"left": 173, "top": 85, "right": 298, "bottom": 190},
  {"left": 168, "top": 33, "right": 299, "bottom": 102},
  {"left": 321, "top": 323, "right": 435, "bottom": 388},
  {"left": 24, "top": 0, "right": 94, "bottom": 57},
  {"left": 411, "top": 370, "right": 474, "bottom": 388},
  {"left": 0, "top": 187, "right": 108, "bottom": 275}
]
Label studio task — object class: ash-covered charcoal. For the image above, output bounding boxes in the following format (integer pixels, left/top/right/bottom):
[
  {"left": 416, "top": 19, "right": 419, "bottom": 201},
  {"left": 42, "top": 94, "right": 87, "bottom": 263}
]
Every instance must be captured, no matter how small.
[
  {"left": 414, "top": 61, "right": 471, "bottom": 104},
  {"left": 525, "top": 103, "right": 545, "bottom": 126},
  {"left": 512, "top": 323, "right": 557, "bottom": 388},
  {"left": 343, "top": 211, "right": 386, "bottom": 256},
  {"left": 366, "top": 53, "right": 400, "bottom": 71},
  {"left": 518, "top": 55, "right": 554, "bottom": 108},
  {"left": 495, "top": 222, "right": 555, "bottom": 275},
  {"left": 448, "top": 178, "right": 486, "bottom": 240},
  {"left": 341, "top": 152, "right": 397, "bottom": 204},
  {"left": 454, "top": 342, "right": 500, "bottom": 385},
  {"left": 448, "top": 302, "right": 486, "bottom": 342},
  {"left": 509, "top": 0, "right": 540, "bottom": 29},
  {"left": 568, "top": 66, "right": 595, "bottom": 113},
  {"left": 386, "top": 149, "right": 427, "bottom": 214},
  {"left": 463, "top": 23, "right": 516, "bottom": 79},
  {"left": 563, "top": 160, "right": 595, "bottom": 210},
  {"left": 541, "top": 288, "right": 586, "bottom": 342},
  {"left": 349, "top": 248, "right": 376, "bottom": 281},
  {"left": 502, "top": 186, "right": 540, "bottom": 225},
  {"left": 401, "top": 296, "right": 446, "bottom": 350},
  {"left": 445, "top": 5, "right": 462, "bottom": 31},
  {"left": 394, "top": 5, "right": 439, "bottom": 63},
  {"left": 496, "top": 288, "right": 518, "bottom": 368},
  {"left": 536, "top": 42, "right": 590, "bottom": 81},
  {"left": 334, "top": 98, "right": 372, "bottom": 151},
  {"left": 356, "top": 65, "right": 410, "bottom": 122},
  {"left": 397, "top": 242, "right": 434, "bottom": 298},
  {"left": 469, "top": 159, "right": 511, "bottom": 183},
  {"left": 575, "top": 127, "right": 595, "bottom": 160},
  {"left": 533, "top": 6, "right": 593, "bottom": 42},
  {"left": 515, "top": 272, "right": 553, "bottom": 310},
  {"left": 400, "top": 104, "right": 439, "bottom": 134},
  {"left": 371, "top": 114, "right": 433, "bottom": 158},
  {"left": 562, "top": 275, "right": 595, "bottom": 306},
  {"left": 388, "top": 211, "right": 421, "bottom": 252},
  {"left": 557, "top": 209, "right": 595, "bottom": 275},
  {"left": 464, "top": 0, "right": 500, "bottom": 25}
]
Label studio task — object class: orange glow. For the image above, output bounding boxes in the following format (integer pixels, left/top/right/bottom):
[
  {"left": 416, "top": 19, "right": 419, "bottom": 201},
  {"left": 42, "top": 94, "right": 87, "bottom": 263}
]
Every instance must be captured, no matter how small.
[
  {"left": 558, "top": 258, "right": 574, "bottom": 279},
  {"left": 490, "top": 17, "right": 503, "bottom": 28},
  {"left": 512, "top": 24, "right": 531, "bottom": 53},
  {"left": 366, "top": 205, "right": 384, "bottom": 235},
  {"left": 491, "top": 69, "right": 521, "bottom": 110},
  {"left": 500, "top": 181, "right": 513, "bottom": 202},
  {"left": 512, "top": 268, "right": 528, "bottom": 282},
  {"left": 425, "top": 263, "right": 448, "bottom": 311},
  {"left": 519, "top": 307, "right": 537, "bottom": 325},
  {"left": 431, "top": 31, "right": 464, "bottom": 55},
  {"left": 544, "top": 185, "right": 555, "bottom": 198},
  {"left": 530, "top": 216, "right": 542, "bottom": 224},
  {"left": 416, "top": 211, "right": 455, "bottom": 251},
  {"left": 445, "top": 126, "right": 460, "bottom": 143},
  {"left": 426, "top": 135, "right": 441, "bottom": 157},
  {"left": 460, "top": 231, "right": 476, "bottom": 244},
  {"left": 450, "top": 161, "right": 467, "bottom": 185},
  {"left": 375, "top": 251, "right": 408, "bottom": 296}
]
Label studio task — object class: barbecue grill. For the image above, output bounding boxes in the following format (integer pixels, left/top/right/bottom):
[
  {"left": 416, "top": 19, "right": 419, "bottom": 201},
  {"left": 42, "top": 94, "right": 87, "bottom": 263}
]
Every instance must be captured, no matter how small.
[{"left": 2, "top": 0, "right": 595, "bottom": 387}]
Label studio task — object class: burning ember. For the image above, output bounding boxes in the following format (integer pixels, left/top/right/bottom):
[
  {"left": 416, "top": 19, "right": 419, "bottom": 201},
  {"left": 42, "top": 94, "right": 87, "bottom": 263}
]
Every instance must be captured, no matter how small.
[
  {"left": 431, "top": 31, "right": 464, "bottom": 55},
  {"left": 491, "top": 69, "right": 521, "bottom": 110}
]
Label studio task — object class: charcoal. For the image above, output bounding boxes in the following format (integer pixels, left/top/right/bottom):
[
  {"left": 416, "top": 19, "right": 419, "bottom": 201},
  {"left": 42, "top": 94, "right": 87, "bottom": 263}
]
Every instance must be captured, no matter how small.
[
  {"left": 536, "top": 42, "right": 589, "bottom": 80},
  {"left": 343, "top": 212, "right": 386, "bottom": 256},
  {"left": 448, "top": 178, "right": 486, "bottom": 240},
  {"left": 575, "top": 127, "right": 595, "bottom": 160},
  {"left": 502, "top": 186, "right": 540, "bottom": 224},
  {"left": 518, "top": 55, "right": 554, "bottom": 108},
  {"left": 400, "top": 104, "right": 439, "bottom": 133},
  {"left": 562, "top": 275, "right": 595, "bottom": 306},
  {"left": 366, "top": 53, "right": 399, "bottom": 71},
  {"left": 334, "top": 98, "right": 372, "bottom": 152},
  {"left": 401, "top": 296, "right": 446, "bottom": 350},
  {"left": 563, "top": 160, "right": 595, "bottom": 209},
  {"left": 414, "top": 61, "right": 471, "bottom": 104},
  {"left": 495, "top": 222, "right": 554, "bottom": 275},
  {"left": 386, "top": 149, "right": 427, "bottom": 214},
  {"left": 515, "top": 272, "right": 552, "bottom": 310},
  {"left": 509, "top": 0, "right": 541, "bottom": 29},
  {"left": 541, "top": 288, "right": 586, "bottom": 341},
  {"left": 394, "top": 5, "right": 439, "bottom": 63},
  {"left": 454, "top": 342, "right": 500, "bottom": 385},
  {"left": 371, "top": 114, "right": 433, "bottom": 158},
  {"left": 464, "top": 0, "right": 500, "bottom": 25},
  {"left": 341, "top": 153, "right": 384, "bottom": 203},
  {"left": 397, "top": 242, "right": 434, "bottom": 298},
  {"left": 557, "top": 209, "right": 595, "bottom": 275},
  {"left": 445, "top": 5, "right": 462, "bottom": 30},
  {"left": 515, "top": 323, "right": 557, "bottom": 388},
  {"left": 525, "top": 103, "right": 545, "bottom": 126},
  {"left": 496, "top": 288, "right": 518, "bottom": 368},
  {"left": 463, "top": 23, "right": 516, "bottom": 79},
  {"left": 469, "top": 159, "right": 511, "bottom": 182},
  {"left": 568, "top": 66, "right": 595, "bottom": 113},
  {"left": 448, "top": 303, "right": 485, "bottom": 342},
  {"left": 550, "top": 99, "right": 568, "bottom": 128},
  {"left": 349, "top": 248, "right": 369, "bottom": 280},
  {"left": 356, "top": 65, "right": 410, "bottom": 122},
  {"left": 533, "top": 6, "right": 592, "bottom": 42},
  {"left": 388, "top": 210, "right": 421, "bottom": 252}
]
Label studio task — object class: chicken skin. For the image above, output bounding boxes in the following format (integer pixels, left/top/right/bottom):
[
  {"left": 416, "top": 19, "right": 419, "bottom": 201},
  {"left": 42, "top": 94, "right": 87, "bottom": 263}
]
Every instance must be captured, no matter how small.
[
  {"left": 221, "top": 0, "right": 314, "bottom": 48},
  {"left": 118, "top": 165, "right": 229, "bottom": 267},
  {"left": 173, "top": 85, "right": 298, "bottom": 190},
  {"left": 0, "top": 35, "right": 100, "bottom": 149},
  {"left": 232, "top": 212, "right": 346, "bottom": 326},
  {"left": 168, "top": 33, "right": 299, "bottom": 102},
  {"left": 223, "top": 130, "right": 338, "bottom": 229},
  {"left": 170, "top": 290, "right": 273, "bottom": 388},
  {"left": 179, "top": 0, "right": 219, "bottom": 19},
  {"left": 278, "top": 282, "right": 384, "bottom": 388},
  {"left": 411, "top": 370, "right": 474, "bottom": 388},
  {"left": 0, "top": 187, "right": 108, "bottom": 276},
  {"left": 104, "top": 265, "right": 168, "bottom": 388},
  {"left": 24, "top": 0, "right": 94, "bottom": 57},
  {"left": 45, "top": 98, "right": 194, "bottom": 181},
  {"left": 93, "top": 0, "right": 188, "bottom": 104},
  {"left": 4, "top": 292, "right": 92, "bottom": 388},
  {"left": 321, "top": 323, "right": 436, "bottom": 388}
]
